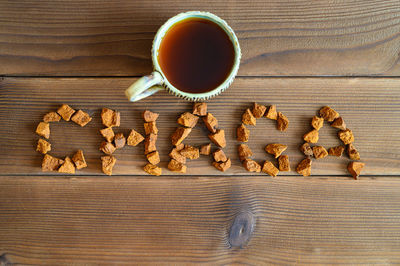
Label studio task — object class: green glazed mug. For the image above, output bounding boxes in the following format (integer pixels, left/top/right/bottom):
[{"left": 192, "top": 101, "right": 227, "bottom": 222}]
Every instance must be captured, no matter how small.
[{"left": 125, "top": 11, "right": 241, "bottom": 102}]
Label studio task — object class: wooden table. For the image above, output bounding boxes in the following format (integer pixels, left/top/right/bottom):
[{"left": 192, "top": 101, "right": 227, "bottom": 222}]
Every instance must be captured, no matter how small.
[{"left": 1, "top": 1, "right": 400, "bottom": 264}]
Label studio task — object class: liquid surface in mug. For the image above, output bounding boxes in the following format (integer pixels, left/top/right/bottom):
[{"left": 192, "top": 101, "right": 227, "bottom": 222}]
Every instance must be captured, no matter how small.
[{"left": 158, "top": 18, "right": 235, "bottom": 94}]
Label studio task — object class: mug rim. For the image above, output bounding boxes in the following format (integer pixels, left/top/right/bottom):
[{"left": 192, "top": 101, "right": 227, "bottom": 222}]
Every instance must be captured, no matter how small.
[{"left": 151, "top": 11, "right": 241, "bottom": 101}]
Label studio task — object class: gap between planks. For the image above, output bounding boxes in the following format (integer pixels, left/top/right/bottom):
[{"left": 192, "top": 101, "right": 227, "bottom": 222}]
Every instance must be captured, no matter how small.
[
  {"left": 3, "top": 75, "right": 400, "bottom": 78},
  {"left": 0, "top": 175, "right": 398, "bottom": 182}
]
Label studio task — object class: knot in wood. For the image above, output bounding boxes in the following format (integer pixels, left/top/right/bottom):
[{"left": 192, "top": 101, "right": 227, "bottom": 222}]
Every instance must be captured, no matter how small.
[
  {"left": 228, "top": 211, "right": 255, "bottom": 248},
  {"left": 0, "top": 254, "right": 12, "bottom": 266}
]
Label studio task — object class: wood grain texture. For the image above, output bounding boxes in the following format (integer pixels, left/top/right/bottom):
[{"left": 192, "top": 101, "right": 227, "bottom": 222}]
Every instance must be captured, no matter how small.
[
  {"left": 0, "top": 175, "right": 400, "bottom": 264},
  {"left": 1, "top": 77, "right": 399, "bottom": 176},
  {"left": 1, "top": 0, "right": 400, "bottom": 76}
]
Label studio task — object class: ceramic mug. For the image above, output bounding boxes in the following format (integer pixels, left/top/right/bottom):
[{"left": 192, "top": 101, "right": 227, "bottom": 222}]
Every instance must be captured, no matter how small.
[{"left": 125, "top": 11, "right": 241, "bottom": 102}]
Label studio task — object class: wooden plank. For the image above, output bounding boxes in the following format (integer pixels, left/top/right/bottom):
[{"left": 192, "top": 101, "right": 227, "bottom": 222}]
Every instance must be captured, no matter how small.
[
  {"left": 1, "top": 0, "right": 400, "bottom": 76},
  {"left": 0, "top": 77, "right": 399, "bottom": 176},
  {"left": 0, "top": 175, "right": 400, "bottom": 264}
]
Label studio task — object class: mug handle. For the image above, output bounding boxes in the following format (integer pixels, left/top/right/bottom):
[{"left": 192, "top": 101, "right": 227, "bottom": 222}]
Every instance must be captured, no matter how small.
[{"left": 125, "top": 71, "right": 164, "bottom": 102}]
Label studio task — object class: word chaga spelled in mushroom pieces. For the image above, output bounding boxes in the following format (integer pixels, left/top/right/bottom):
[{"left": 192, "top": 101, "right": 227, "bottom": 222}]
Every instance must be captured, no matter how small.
[{"left": 33, "top": 104, "right": 364, "bottom": 179}]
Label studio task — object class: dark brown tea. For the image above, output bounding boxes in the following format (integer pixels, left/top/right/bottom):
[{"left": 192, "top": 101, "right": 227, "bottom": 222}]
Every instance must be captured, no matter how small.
[{"left": 158, "top": 18, "right": 235, "bottom": 94}]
